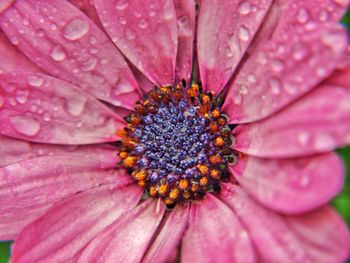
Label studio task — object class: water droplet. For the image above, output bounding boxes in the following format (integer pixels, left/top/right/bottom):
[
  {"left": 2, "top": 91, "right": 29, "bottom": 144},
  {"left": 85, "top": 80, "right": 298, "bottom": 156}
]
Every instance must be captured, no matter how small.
[
  {"left": 299, "top": 174, "right": 310, "bottom": 187},
  {"left": 284, "top": 84, "right": 297, "bottom": 95},
  {"left": 50, "top": 45, "right": 66, "bottom": 61},
  {"left": 271, "top": 59, "right": 285, "bottom": 72},
  {"left": 313, "top": 133, "right": 336, "bottom": 151},
  {"left": 238, "top": 84, "right": 248, "bottom": 94},
  {"left": 319, "top": 10, "right": 329, "bottom": 22},
  {"left": 43, "top": 113, "right": 51, "bottom": 122},
  {"left": 149, "top": 10, "right": 156, "bottom": 17},
  {"left": 321, "top": 30, "right": 347, "bottom": 53},
  {"left": 163, "top": 2, "right": 174, "bottom": 20},
  {"left": 27, "top": 75, "right": 44, "bottom": 87},
  {"left": 66, "top": 97, "right": 87, "bottom": 116},
  {"left": 119, "top": 17, "right": 127, "bottom": 25},
  {"left": 238, "top": 1, "right": 252, "bottom": 15},
  {"left": 269, "top": 77, "right": 282, "bottom": 95},
  {"left": 115, "top": 0, "right": 129, "bottom": 10},
  {"left": 89, "top": 36, "right": 97, "bottom": 45},
  {"left": 50, "top": 23, "right": 57, "bottom": 30},
  {"left": 138, "top": 18, "right": 149, "bottom": 29},
  {"left": 63, "top": 18, "right": 89, "bottom": 41},
  {"left": 81, "top": 57, "right": 97, "bottom": 71},
  {"left": 22, "top": 17, "right": 30, "bottom": 26},
  {"left": 233, "top": 94, "right": 242, "bottom": 105},
  {"left": 292, "top": 44, "right": 308, "bottom": 61},
  {"left": 238, "top": 25, "right": 250, "bottom": 41},
  {"left": 125, "top": 28, "right": 136, "bottom": 40},
  {"left": 297, "top": 8, "right": 309, "bottom": 24},
  {"left": 16, "top": 89, "right": 29, "bottom": 104},
  {"left": 298, "top": 132, "right": 310, "bottom": 145},
  {"left": 9, "top": 36, "right": 19, "bottom": 45},
  {"left": 76, "top": 121, "right": 83, "bottom": 128},
  {"left": 10, "top": 116, "right": 41, "bottom": 136},
  {"left": 257, "top": 51, "right": 267, "bottom": 64},
  {"left": 247, "top": 74, "right": 257, "bottom": 83}
]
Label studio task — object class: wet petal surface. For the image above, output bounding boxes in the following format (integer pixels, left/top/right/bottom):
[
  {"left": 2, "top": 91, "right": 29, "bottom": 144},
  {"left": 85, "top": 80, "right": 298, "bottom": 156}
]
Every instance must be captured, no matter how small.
[
  {"left": 12, "top": 184, "right": 141, "bottom": 262},
  {"left": 232, "top": 85, "right": 350, "bottom": 158},
  {"left": 77, "top": 199, "right": 165, "bottom": 263},
  {"left": 181, "top": 194, "right": 255, "bottom": 263},
  {"left": 0, "top": 155, "right": 130, "bottom": 240},
  {"left": 230, "top": 153, "right": 344, "bottom": 214},
  {"left": 0, "top": 73, "right": 124, "bottom": 144},
  {"left": 0, "top": 0, "right": 140, "bottom": 108},
  {"left": 220, "top": 184, "right": 350, "bottom": 263},
  {"left": 223, "top": 0, "right": 349, "bottom": 123},
  {"left": 93, "top": 0, "right": 178, "bottom": 86},
  {"left": 197, "top": 0, "right": 272, "bottom": 94}
]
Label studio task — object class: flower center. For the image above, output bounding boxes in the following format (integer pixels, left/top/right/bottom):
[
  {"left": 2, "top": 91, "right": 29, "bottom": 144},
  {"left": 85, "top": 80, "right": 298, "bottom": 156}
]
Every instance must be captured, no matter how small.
[{"left": 118, "top": 83, "right": 235, "bottom": 207}]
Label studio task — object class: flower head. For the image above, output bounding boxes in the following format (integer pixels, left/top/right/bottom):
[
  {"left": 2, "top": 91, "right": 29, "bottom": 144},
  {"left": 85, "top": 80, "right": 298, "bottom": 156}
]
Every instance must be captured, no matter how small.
[{"left": 0, "top": 0, "right": 350, "bottom": 262}]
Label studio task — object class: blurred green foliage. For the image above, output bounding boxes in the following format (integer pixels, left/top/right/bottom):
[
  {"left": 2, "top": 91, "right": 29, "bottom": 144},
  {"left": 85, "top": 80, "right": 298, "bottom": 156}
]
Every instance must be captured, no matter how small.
[{"left": 0, "top": 6, "right": 350, "bottom": 263}]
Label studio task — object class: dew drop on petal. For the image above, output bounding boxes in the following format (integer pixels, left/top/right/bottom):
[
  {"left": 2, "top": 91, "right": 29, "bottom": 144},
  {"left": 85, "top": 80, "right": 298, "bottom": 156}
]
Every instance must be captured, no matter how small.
[
  {"left": 27, "top": 75, "right": 44, "bottom": 87},
  {"left": 62, "top": 18, "right": 89, "bottom": 41},
  {"left": 269, "top": 77, "right": 282, "bottom": 95},
  {"left": 238, "top": 25, "right": 250, "bottom": 41},
  {"left": 138, "top": 18, "right": 149, "bottom": 29},
  {"left": 115, "top": 0, "right": 129, "bottom": 10},
  {"left": 313, "top": 133, "right": 336, "bottom": 151},
  {"left": 238, "top": 1, "right": 252, "bottom": 15},
  {"left": 299, "top": 174, "right": 310, "bottom": 187},
  {"left": 10, "top": 116, "right": 41, "bottom": 136},
  {"left": 50, "top": 45, "right": 66, "bottom": 61},
  {"left": 233, "top": 94, "right": 242, "bottom": 105},
  {"left": 238, "top": 84, "right": 248, "bottom": 94},
  {"left": 66, "top": 97, "right": 87, "bottom": 116},
  {"left": 125, "top": 28, "right": 136, "bottom": 40},
  {"left": 16, "top": 89, "right": 29, "bottom": 104},
  {"left": 297, "top": 8, "right": 309, "bottom": 24},
  {"left": 298, "top": 132, "right": 310, "bottom": 146}
]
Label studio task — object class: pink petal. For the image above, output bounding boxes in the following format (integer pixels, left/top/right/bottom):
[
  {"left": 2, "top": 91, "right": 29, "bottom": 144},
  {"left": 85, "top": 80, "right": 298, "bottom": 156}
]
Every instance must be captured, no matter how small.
[
  {"left": 223, "top": 0, "right": 349, "bottom": 123},
  {"left": 0, "top": 154, "right": 129, "bottom": 240},
  {"left": 12, "top": 184, "right": 142, "bottom": 262},
  {"left": 0, "top": 135, "right": 119, "bottom": 167},
  {"left": 0, "top": 31, "right": 42, "bottom": 73},
  {"left": 68, "top": 0, "right": 103, "bottom": 29},
  {"left": 230, "top": 152, "right": 344, "bottom": 214},
  {"left": 232, "top": 84, "right": 350, "bottom": 158},
  {"left": 220, "top": 183, "right": 350, "bottom": 263},
  {"left": 93, "top": 0, "right": 178, "bottom": 86},
  {"left": 174, "top": 0, "right": 195, "bottom": 84},
  {"left": 77, "top": 199, "right": 165, "bottom": 263},
  {"left": 143, "top": 205, "right": 189, "bottom": 263},
  {"left": 0, "top": 72, "right": 124, "bottom": 144},
  {"left": 0, "top": 0, "right": 140, "bottom": 109},
  {"left": 286, "top": 206, "right": 350, "bottom": 263},
  {"left": 181, "top": 194, "right": 255, "bottom": 263},
  {"left": 326, "top": 65, "right": 350, "bottom": 87},
  {"left": 197, "top": 0, "right": 272, "bottom": 94}
]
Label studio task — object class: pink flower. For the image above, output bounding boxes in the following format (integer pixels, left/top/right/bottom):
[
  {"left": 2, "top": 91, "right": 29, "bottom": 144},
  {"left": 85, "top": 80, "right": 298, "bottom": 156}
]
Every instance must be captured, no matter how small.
[{"left": 0, "top": 0, "right": 350, "bottom": 262}]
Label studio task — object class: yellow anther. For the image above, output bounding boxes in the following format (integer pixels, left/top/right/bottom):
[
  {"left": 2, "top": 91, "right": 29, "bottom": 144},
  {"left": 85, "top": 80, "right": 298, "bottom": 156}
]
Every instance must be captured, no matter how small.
[
  {"left": 209, "top": 155, "right": 222, "bottom": 164},
  {"left": 200, "top": 176, "right": 208, "bottom": 186},
  {"left": 119, "top": 151, "right": 128, "bottom": 159},
  {"left": 158, "top": 184, "right": 168, "bottom": 196},
  {"left": 132, "top": 169, "right": 147, "bottom": 180},
  {"left": 210, "top": 169, "right": 221, "bottom": 180},
  {"left": 123, "top": 156, "right": 137, "bottom": 168},
  {"left": 214, "top": 137, "right": 225, "bottom": 147},
  {"left": 137, "top": 179, "right": 146, "bottom": 187},
  {"left": 149, "top": 186, "right": 157, "bottom": 197},
  {"left": 197, "top": 164, "right": 209, "bottom": 175},
  {"left": 179, "top": 179, "right": 189, "bottom": 190},
  {"left": 169, "top": 188, "right": 180, "bottom": 200}
]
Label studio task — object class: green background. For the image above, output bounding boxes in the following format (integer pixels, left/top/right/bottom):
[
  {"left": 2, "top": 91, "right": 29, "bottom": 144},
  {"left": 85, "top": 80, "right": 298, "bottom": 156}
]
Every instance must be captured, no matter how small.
[{"left": 1, "top": 8, "right": 350, "bottom": 263}]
